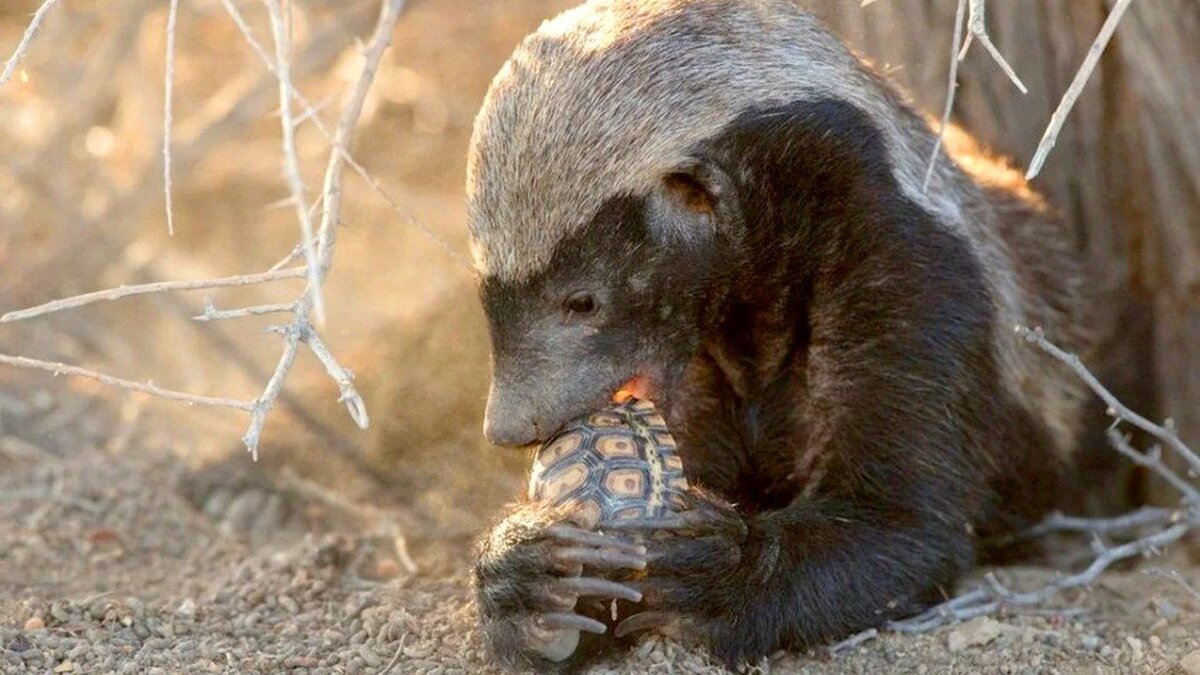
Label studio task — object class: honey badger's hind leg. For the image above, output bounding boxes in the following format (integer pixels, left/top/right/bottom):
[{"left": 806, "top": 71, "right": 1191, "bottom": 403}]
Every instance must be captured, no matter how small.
[{"left": 473, "top": 502, "right": 647, "bottom": 670}]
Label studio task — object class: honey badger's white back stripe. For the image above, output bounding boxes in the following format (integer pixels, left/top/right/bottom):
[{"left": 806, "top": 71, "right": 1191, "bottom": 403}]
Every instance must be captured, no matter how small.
[
  {"left": 467, "top": 0, "right": 1088, "bottom": 456},
  {"left": 467, "top": 0, "right": 961, "bottom": 281}
]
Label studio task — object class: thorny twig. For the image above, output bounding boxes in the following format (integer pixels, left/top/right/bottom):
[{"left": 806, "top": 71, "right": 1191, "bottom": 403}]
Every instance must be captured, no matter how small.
[
  {"left": 0, "top": 268, "right": 307, "bottom": 323},
  {"left": 263, "top": 0, "right": 324, "bottom": 324},
  {"left": 1019, "top": 325, "right": 1200, "bottom": 479},
  {"left": 163, "top": 0, "right": 180, "bottom": 236},
  {"left": 193, "top": 299, "right": 296, "bottom": 322},
  {"left": 831, "top": 327, "right": 1200, "bottom": 655},
  {"left": 0, "top": 0, "right": 61, "bottom": 88},
  {"left": 923, "top": 0, "right": 1025, "bottom": 191},
  {"left": 1022, "top": 506, "right": 1180, "bottom": 539},
  {"left": 0, "top": 0, "right": 408, "bottom": 458},
  {"left": 0, "top": 353, "right": 253, "bottom": 412},
  {"left": 1026, "top": 0, "right": 1137, "bottom": 179},
  {"left": 922, "top": 0, "right": 967, "bottom": 191},
  {"left": 237, "top": 0, "right": 406, "bottom": 456},
  {"left": 960, "top": 0, "right": 1027, "bottom": 94},
  {"left": 218, "top": 0, "right": 469, "bottom": 269},
  {"left": 379, "top": 632, "right": 408, "bottom": 675},
  {"left": 1144, "top": 567, "right": 1200, "bottom": 601}
]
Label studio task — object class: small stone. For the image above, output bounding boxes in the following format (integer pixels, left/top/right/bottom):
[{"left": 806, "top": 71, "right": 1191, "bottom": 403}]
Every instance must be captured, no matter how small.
[
  {"left": 53, "top": 660, "right": 76, "bottom": 673},
  {"left": 176, "top": 598, "right": 197, "bottom": 620},
  {"left": 1151, "top": 598, "right": 1180, "bottom": 619},
  {"left": 402, "top": 642, "right": 432, "bottom": 659},
  {"left": 1149, "top": 635, "right": 1161, "bottom": 649},
  {"left": 1180, "top": 650, "right": 1200, "bottom": 675},
  {"left": 49, "top": 603, "right": 70, "bottom": 623},
  {"left": 279, "top": 596, "right": 300, "bottom": 614},
  {"left": 1080, "top": 634, "right": 1103, "bottom": 650},
  {"left": 24, "top": 616, "right": 45, "bottom": 631},
  {"left": 947, "top": 617, "right": 1007, "bottom": 652},
  {"left": 374, "top": 559, "right": 401, "bottom": 579},
  {"left": 1125, "top": 636, "right": 1143, "bottom": 662}
]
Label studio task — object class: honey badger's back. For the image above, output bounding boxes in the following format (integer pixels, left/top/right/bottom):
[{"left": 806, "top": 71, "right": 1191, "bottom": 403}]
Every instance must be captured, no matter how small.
[{"left": 467, "top": 0, "right": 1091, "bottom": 461}]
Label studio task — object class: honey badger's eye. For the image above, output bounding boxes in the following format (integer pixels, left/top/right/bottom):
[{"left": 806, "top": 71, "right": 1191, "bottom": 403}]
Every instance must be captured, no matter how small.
[{"left": 563, "top": 291, "right": 598, "bottom": 316}]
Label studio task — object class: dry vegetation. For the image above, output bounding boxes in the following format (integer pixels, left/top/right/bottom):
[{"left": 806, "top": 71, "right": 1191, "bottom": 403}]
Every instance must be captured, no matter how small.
[{"left": 1, "top": 1, "right": 1199, "bottom": 673}]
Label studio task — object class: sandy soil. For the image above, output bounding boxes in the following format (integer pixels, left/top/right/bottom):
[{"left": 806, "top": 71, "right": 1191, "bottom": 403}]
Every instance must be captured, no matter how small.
[{"left": 2, "top": 385, "right": 1199, "bottom": 675}]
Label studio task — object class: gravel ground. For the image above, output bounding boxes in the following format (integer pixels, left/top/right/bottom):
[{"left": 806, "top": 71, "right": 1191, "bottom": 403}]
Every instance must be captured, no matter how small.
[{"left": 2, "top": 386, "right": 1199, "bottom": 675}]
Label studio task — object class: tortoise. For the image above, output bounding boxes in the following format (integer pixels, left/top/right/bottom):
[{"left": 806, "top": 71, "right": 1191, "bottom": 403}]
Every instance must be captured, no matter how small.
[
  {"left": 523, "top": 397, "right": 690, "bottom": 661},
  {"left": 528, "top": 397, "right": 689, "bottom": 530}
]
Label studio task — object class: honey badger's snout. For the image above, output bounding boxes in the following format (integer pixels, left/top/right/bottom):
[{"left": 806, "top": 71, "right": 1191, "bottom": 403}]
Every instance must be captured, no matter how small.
[
  {"left": 483, "top": 359, "right": 623, "bottom": 447},
  {"left": 482, "top": 379, "right": 541, "bottom": 446}
]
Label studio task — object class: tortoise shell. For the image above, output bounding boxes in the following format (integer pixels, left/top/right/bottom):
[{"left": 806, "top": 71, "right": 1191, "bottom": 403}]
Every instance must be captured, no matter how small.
[{"left": 528, "top": 398, "right": 689, "bottom": 530}]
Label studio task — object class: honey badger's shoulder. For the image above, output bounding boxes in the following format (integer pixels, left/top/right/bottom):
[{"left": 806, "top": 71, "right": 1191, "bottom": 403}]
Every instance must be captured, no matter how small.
[{"left": 466, "top": 0, "right": 1091, "bottom": 456}]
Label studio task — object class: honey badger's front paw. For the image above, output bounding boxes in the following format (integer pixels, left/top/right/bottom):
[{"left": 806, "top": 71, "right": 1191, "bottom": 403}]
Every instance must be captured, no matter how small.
[
  {"left": 473, "top": 503, "right": 647, "bottom": 669},
  {"left": 602, "top": 492, "right": 757, "bottom": 664}
]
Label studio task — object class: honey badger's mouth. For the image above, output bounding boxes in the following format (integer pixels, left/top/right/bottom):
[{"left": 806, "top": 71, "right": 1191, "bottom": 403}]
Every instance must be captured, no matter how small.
[{"left": 612, "top": 374, "right": 656, "bottom": 404}]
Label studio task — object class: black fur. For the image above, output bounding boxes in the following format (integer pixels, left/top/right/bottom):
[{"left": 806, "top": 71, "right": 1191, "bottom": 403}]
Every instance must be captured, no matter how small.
[{"left": 473, "top": 99, "right": 1083, "bottom": 670}]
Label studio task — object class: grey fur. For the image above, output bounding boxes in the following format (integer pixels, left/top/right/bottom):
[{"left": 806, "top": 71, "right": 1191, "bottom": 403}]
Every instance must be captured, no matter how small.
[{"left": 466, "top": 0, "right": 1090, "bottom": 455}]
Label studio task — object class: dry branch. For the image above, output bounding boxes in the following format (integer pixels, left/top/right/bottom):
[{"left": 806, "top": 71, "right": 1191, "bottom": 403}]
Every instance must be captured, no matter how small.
[
  {"left": 924, "top": 0, "right": 1026, "bottom": 190},
  {"left": 1025, "top": 0, "right": 1136, "bottom": 179},
  {"left": 0, "top": 353, "right": 253, "bottom": 412},
  {"left": 233, "top": 0, "right": 408, "bottom": 457},
  {"left": 0, "top": 0, "right": 403, "bottom": 459},
  {"left": 1018, "top": 325, "right": 1200, "bottom": 478},
  {"left": 961, "top": 0, "right": 1027, "bottom": 94},
  {"left": 6, "top": 2, "right": 380, "bottom": 300},
  {"left": 263, "top": 0, "right": 324, "bottom": 324},
  {"left": 0, "top": 268, "right": 308, "bottom": 323},
  {"left": 163, "top": 0, "right": 180, "bottom": 236},
  {"left": 0, "top": 0, "right": 61, "bottom": 88},
  {"left": 922, "top": 0, "right": 967, "bottom": 190},
  {"left": 193, "top": 300, "right": 296, "bottom": 322},
  {"left": 831, "top": 327, "right": 1200, "bottom": 655},
  {"left": 219, "top": 0, "right": 469, "bottom": 269},
  {"left": 313, "top": 0, "right": 408, "bottom": 280},
  {"left": 1023, "top": 506, "right": 1180, "bottom": 538}
]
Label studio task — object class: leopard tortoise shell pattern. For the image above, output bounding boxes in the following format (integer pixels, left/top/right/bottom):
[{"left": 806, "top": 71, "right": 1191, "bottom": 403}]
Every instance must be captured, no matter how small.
[{"left": 528, "top": 398, "right": 689, "bottom": 530}]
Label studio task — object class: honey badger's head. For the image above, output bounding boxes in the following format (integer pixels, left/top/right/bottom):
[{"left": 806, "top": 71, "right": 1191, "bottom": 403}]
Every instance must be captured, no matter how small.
[{"left": 466, "top": 0, "right": 1017, "bottom": 446}]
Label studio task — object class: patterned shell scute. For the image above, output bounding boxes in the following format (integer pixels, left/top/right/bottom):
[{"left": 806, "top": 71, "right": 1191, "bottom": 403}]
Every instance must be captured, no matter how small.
[{"left": 528, "top": 399, "right": 689, "bottom": 530}]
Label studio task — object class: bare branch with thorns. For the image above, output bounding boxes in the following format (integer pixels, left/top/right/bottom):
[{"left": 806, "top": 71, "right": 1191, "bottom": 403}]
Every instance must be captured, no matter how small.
[
  {"left": 0, "top": 0, "right": 410, "bottom": 458},
  {"left": 1026, "top": 0, "right": 1136, "bottom": 179},
  {"left": 163, "top": 0, "right": 180, "bottom": 236},
  {"left": 0, "top": 0, "right": 61, "bottom": 88},
  {"left": 918, "top": 0, "right": 1137, "bottom": 185},
  {"left": 830, "top": 327, "right": 1200, "bottom": 655},
  {"left": 0, "top": 268, "right": 308, "bottom": 323},
  {"left": 218, "top": 0, "right": 470, "bottom": 269},
  {"left": 922, "top": 0, "right": 1027, "bottom": 190},
  {"left": 0, "top": 353, "right": 253, "bottom": 412}
]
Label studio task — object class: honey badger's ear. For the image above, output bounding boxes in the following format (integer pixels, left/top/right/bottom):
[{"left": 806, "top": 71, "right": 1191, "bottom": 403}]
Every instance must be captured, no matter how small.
[{"left": 645, "top": 157, "right": 734, "bottom": 244}]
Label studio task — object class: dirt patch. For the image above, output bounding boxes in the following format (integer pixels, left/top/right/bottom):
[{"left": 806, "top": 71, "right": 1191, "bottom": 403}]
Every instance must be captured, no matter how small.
[{"left": 1, "top": 387, "right": 1198, "bottom": 675}]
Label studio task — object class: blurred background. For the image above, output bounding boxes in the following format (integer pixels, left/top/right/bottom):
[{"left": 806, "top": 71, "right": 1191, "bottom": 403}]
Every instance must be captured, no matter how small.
[{"left": 1, "top": 0, "right": 1198, "bottom": 573}]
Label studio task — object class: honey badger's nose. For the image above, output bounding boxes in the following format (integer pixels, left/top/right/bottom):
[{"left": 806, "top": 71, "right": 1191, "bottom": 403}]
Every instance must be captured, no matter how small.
[{"left": 483, "top": 387, "right": 541, "bottom": 446}]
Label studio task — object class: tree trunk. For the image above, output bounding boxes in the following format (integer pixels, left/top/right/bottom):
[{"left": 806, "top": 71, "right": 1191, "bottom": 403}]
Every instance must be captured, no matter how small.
[{"left": 813, "top": 2, "right": 1200, "bottom": 476}]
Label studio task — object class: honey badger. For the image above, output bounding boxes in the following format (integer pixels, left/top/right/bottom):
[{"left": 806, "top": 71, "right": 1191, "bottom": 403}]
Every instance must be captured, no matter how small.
[{"left": 469, "top": 0, "right": 1100, "bottom": 669}]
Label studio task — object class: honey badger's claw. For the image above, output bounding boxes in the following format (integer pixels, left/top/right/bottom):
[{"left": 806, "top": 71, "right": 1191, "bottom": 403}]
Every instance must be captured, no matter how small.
[
  {"left": 547, "top": 524, "right": 646, "bottom": 555},
  {"left": 538, "top": 612, "right": 608, "bottom": 634},
  {"left": 614, "top": 611, "right": 674, "bottom": 638},
  {"left": 554, "top": 546, "right": 648, "bottom": 571},
  {"left": 599, "top": 515, "right": 691, "bottom": 532},
  {"left": 557, "top": 576, "right": 643, "bottom": 602},
  {"left": 601, "top": 509, "right": 747, "bottom": 540}
]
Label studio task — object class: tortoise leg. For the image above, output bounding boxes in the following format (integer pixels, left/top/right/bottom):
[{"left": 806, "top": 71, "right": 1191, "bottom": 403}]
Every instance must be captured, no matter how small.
[{"left": 474, "top": 503, "right": 646, "bottom": 670}]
